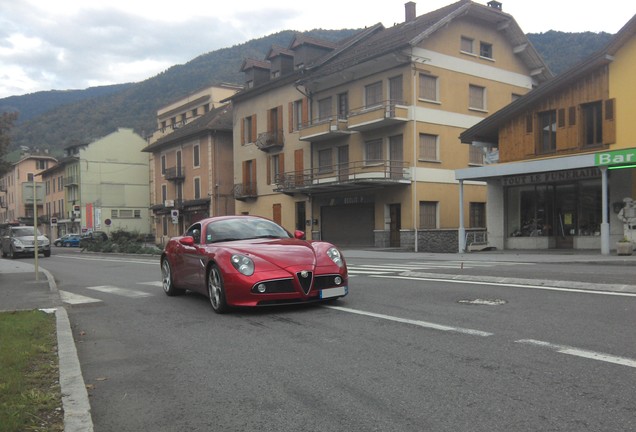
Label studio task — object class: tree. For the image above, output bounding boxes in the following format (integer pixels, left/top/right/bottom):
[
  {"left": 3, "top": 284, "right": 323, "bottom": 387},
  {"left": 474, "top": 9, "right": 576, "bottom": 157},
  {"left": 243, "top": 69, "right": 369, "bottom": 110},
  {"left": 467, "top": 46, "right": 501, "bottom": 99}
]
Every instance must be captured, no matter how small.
[{"left": 0, "top": 112, "right": 18, "bottom": 175}]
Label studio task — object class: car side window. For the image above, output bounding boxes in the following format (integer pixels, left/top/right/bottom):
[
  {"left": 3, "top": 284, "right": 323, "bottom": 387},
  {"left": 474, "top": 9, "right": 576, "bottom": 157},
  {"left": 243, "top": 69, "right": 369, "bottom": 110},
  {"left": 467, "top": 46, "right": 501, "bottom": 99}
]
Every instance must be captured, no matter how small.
[{"left": 185, "top": 223, "right": 202, "bottom": 244}]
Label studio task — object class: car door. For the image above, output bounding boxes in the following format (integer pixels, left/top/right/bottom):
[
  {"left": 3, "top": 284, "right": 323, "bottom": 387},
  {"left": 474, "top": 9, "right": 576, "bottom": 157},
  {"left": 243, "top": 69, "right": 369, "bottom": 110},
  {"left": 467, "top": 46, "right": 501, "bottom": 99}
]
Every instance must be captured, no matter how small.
[{"left": 180, "top": 223, "right": 206, "bottom": 291}]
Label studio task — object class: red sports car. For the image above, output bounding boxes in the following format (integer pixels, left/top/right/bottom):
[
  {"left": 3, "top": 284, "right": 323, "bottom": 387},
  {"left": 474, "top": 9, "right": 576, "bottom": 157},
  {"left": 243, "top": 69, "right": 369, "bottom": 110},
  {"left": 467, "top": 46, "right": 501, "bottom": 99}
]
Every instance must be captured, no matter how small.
[{"left": 161, "top": 215, "right": 348, "bottom": 313}]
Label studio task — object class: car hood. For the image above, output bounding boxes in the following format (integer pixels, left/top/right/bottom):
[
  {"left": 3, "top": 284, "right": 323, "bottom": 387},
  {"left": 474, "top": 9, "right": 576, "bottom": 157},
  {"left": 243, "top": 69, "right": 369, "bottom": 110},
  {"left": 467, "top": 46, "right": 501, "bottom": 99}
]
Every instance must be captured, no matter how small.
[
  {"left": 221, "top": 238, "right": 322, "bottom": 270},
  {"left": 15, "top": 235, "right": 49, "bottom": 242}
]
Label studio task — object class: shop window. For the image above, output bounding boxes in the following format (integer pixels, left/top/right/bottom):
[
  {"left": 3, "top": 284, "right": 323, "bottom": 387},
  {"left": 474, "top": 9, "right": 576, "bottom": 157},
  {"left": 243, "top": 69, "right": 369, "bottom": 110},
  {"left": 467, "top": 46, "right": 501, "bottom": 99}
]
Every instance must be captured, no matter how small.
[{"left": 419, "top": 201, "right": 438, "bottom": 229}]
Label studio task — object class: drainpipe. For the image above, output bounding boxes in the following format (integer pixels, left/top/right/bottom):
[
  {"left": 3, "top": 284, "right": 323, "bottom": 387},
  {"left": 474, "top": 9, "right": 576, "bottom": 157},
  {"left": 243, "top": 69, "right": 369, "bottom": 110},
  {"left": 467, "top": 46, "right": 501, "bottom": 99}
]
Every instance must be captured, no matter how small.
[
  {"left": 412, "top": 57, "right": 418, "bottom": 252},
  {"left": 458, "top": 180, "right": 466, "bottom": 253}
]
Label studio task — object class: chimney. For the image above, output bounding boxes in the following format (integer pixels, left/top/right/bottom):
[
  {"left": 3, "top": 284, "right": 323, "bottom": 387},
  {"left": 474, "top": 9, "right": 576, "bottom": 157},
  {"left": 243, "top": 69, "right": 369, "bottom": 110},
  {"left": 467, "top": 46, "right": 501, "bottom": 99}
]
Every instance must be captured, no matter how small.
[
  {"left": 405, "top": 1, "right": 416, "bottom": 22},
  {"left": 487, "top": 1, "right": 502, "bottom": 10}
]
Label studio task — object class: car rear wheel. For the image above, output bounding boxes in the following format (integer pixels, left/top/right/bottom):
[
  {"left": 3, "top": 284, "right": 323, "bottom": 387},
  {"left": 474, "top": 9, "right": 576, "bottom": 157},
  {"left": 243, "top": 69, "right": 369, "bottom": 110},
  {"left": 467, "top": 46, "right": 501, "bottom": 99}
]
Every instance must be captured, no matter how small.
[
  {"left": 207, "top": 264, "right": 228, "bottom": 314},
  {"left": 161, "top": 259, "right": 184, "bottom": 296}
]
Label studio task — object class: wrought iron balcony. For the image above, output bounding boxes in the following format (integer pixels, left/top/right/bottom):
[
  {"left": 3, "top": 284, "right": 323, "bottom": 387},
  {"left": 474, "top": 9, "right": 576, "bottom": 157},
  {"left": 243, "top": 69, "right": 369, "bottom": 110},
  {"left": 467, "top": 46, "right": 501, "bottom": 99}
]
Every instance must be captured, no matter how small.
[
  {"left": 347, "top": 100, "right": 409, "bottom": 132},
  {"left": 274, "top": 160, "right": 410, "bottom": 194},
  {"left": 233, "top": 183, "right": 258, "bottom": 201},
  {"left": 255, "top": 130, "right": 284, "bottom": 152},
  {"left": 165, "top": 166, "right": 186, "bottom": 181}
]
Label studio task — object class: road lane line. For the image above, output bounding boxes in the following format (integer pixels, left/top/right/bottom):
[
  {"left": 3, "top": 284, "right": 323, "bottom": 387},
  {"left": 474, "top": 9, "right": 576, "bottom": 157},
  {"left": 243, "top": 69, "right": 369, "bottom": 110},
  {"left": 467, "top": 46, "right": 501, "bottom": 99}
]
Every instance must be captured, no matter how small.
[
  {"left": 516, "top": 339, "right": 636, "bottom": 368},
  {"left": 371, "top": 275, "right": 636, "bottom": 297},
  {"left": 324, "top": 305, "right": 492, "bottom": 337}
]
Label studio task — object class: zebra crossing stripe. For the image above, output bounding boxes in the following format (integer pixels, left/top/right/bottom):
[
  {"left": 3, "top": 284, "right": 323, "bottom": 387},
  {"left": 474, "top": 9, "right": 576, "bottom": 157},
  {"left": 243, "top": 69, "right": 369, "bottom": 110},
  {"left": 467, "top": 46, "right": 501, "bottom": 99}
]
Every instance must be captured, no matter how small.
[
  {"left": 86, "top": 285, "right": 153, "bottom": 298},
  {"left": 59, "top": 290, "right": 102, "bottom": 305}
]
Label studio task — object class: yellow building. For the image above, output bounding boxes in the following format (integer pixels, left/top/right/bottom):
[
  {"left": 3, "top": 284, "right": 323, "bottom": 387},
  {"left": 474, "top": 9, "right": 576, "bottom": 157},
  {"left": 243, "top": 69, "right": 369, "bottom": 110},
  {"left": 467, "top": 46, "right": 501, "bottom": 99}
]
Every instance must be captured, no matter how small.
[
  {"left": 457, "top": 14, "right": 636, "bottom": 254},
  {"left": 229, "top": 1, "right": 551, "bottom": 251},
  {"left": 143, "top": 85, "right": 240, "bottom": 245}
]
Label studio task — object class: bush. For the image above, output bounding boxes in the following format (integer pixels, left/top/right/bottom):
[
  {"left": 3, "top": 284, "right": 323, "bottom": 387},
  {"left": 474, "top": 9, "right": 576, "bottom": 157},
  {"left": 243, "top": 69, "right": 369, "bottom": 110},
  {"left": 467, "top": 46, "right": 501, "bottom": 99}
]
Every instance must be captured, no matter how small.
[{"left": 82, "top": 230, "right": 161, "bottom": 255}]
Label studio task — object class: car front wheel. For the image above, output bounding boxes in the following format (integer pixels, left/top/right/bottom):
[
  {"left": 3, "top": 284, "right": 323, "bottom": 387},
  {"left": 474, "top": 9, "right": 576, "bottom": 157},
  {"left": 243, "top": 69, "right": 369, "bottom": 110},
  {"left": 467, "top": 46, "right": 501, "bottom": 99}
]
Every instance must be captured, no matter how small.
[
  {"left": 161, "top": 258, "right": 183, "bottom": 296},
  {"left": 207, "top": 264, "right": 228, "bottom": 314}
]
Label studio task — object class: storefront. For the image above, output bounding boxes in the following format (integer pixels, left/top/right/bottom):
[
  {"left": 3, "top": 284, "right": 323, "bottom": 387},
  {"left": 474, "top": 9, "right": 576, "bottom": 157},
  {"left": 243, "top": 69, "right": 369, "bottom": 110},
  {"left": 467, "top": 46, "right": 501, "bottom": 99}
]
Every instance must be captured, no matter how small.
[{"left": 456, "top": 148, "right": 636, "bottom": 254}]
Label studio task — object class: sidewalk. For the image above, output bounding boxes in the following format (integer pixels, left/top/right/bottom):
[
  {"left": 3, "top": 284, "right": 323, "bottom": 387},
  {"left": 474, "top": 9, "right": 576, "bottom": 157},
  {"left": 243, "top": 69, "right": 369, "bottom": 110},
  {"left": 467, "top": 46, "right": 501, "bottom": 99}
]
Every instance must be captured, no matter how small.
[
  {"left": 1, "top": 249, "right": 635, "bottom": 431},
  {"left": 0, "top": 259, "right": 94, "bottom": 432}
]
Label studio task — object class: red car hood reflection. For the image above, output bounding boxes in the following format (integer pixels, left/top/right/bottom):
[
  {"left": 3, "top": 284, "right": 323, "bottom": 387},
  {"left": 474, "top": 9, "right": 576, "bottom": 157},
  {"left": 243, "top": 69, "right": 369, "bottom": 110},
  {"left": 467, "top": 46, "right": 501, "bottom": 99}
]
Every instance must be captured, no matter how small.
[{"left": 219, "top": 239, "right": 318, "bottom": 270}]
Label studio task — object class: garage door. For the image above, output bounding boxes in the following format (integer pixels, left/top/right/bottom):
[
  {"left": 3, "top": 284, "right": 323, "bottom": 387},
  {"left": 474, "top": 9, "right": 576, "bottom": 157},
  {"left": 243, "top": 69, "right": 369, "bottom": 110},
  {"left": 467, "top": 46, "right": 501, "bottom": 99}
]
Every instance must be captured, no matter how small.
[{"left": 321, "top": 204, "right": 374, "bottom": 248}]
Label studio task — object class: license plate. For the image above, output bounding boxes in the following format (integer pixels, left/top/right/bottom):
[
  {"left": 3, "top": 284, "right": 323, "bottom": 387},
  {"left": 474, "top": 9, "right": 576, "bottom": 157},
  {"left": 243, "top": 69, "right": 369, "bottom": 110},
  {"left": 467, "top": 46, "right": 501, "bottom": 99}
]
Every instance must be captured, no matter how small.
[{"left": 319, "top": 286, "right": 347, "bottom": 299}]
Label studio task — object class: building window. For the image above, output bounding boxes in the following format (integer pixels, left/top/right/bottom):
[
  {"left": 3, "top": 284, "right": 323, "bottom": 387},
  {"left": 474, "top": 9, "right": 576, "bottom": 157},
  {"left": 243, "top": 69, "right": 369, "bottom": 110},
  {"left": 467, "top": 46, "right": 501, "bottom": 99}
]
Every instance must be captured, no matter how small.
[
  {"left": 162, "top": 217, "right": 168, "bottom": 236},
  {"left": 194, "top": 177, "right": 201, "bottom": 199},
  {"left": 293, "top": 99, "right": 304, "bottom": 130},
  {"left": 337, "top": 93, "right": 348, "bottom": 119},
  {"left": 479, "top": 42, "right": 493, "bottom": 59},
  {"left": 191, "top": 108, "right": 198, "bottom": 117},
  {"left": 134, "top": 210, "right": 141, "bottom": 219},
  {"left": 469, "top": 145, "right": 484, "bottom": 165},
  {"left": 318, "top": 97, "right": 332, "bottom": 122},
  {"left": 161, "top": 184, "right": 167, "bottom": 203},
  {"left": 538, "top": 110, "right": 557, "bottom": 153},
  {"left": 582, "top": 101, "right": 602, "bottom": 147},
  {"left": 111, "top": 209, "right": 118, "bottom": 218},
  {"left": 243, "top": 115, "right": 256, "bottom": 144},
  {"left": 419, "top": 74, "right": 438, "bottom": 102},
  {"left": 389, "top": 75, "right": 403, "bottom": 104},
  {"left": 470, "top": 202, "right": 486, "bottom": 228},
  {"left": 268, "top": 154, "right": 283, "bottom": 184},
  {"left": 318, "top": 149, "right": 333, "bottom": 173},
  {"left": 161, "top": 155, "right": 166, "bottom": 175},
  {"left": 365, "top": 139, "right": 383, "bottom": 164},
  {"left": 419, "top": 201, "right": 438, "bottom": 229},
  {"left": 469, "top": 85, "right": 486, "bottom": 110},
  {"left": 419, "top": 134, "right": 438, "bottom": 161},
  {"left": 193, "top": 144, "right": 200, "bottom": 167},
  {"left": 461, "top": 36, "right": 474, "bottom": 54},
  {"left": 36, "top": 160, "right": 47, "bottom": 169},
  {"left": 365, "top": 81, "right": 383, "bottom": 108}
]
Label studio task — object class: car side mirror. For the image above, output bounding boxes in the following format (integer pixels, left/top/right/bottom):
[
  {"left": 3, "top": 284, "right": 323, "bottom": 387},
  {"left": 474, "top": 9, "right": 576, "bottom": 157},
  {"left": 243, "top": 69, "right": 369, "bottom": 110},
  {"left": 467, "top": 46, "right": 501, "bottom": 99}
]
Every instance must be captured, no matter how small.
[
  {"left": 294, "top": 230, "right": 306, "bottom": 240},
  {"left": 180, "top": 236, "right": 195, "bottom": 246}
]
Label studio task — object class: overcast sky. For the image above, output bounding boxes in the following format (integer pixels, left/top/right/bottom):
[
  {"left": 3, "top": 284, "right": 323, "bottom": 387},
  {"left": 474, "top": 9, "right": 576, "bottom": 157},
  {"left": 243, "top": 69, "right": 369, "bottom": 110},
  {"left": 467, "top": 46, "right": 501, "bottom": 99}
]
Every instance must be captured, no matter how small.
[{"left": 1, "top": 0, "right": 633, "bottom": 99}]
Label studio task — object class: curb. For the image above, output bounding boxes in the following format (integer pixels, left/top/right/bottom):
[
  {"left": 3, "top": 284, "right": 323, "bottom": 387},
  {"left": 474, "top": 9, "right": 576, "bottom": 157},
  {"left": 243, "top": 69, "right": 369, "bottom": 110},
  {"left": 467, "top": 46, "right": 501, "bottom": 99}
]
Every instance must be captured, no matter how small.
[{"left": 41, "top": 267, "right": 95, "bottom": 432}]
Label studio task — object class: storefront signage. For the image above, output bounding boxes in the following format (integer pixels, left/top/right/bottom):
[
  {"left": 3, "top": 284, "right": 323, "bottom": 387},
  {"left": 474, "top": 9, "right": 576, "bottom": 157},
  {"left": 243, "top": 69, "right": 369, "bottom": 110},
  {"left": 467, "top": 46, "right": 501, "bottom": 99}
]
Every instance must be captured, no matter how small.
[
  {"left": 595, "top": 148, "right": 636, "bottom": 166},
  {"left": 501, "top": 167, "right": 600, "bottom": 187}
]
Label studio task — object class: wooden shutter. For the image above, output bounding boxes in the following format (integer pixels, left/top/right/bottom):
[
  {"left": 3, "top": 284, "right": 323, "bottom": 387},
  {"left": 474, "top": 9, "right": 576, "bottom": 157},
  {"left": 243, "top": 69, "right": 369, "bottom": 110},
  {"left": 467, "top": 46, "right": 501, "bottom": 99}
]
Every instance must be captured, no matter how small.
[
  {"left": 302, "top": 97, "right": 309, "bottom": 126},
  {"left": 241, "top": 117, "right": 245, "bottom": 144},
  {"left": 277, "top": 105, "right": 283, "bottom": 137},
  {"left": 266, "top": 155, "right": 271, "bottom": 185},
  {"left": 251, "top": 115, "right": 257, "bottom": 143},
  {"left": 288, "top": 102, "right": 293, "bottom": 132}
]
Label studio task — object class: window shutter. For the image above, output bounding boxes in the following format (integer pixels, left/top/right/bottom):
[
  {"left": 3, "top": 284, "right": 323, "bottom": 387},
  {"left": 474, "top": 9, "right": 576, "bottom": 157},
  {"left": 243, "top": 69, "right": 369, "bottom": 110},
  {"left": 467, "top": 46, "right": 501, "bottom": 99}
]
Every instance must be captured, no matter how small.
[
  {"left": 279, "top": 154, "right": 285, "bottom": 183},
  {"left": 288, "top": 102, "right": 293, "bottom": 132},
  {"left": 277, "top": 105, "right": 283, "bottom": 135},
  {"left": 252, "top": 115, "right": 257, "bottom": 143},
  {"left": 266, "top": 156, "right": 271, "bottom": 185},
  {"left": 241, "top": 118, "right": 245, "bottom": 145},
  {"left": 603, "top": 98, "right": 616, "bottom": 145},
  {"left": 302, "top": 97, "right": 309, "bottom": 125}
]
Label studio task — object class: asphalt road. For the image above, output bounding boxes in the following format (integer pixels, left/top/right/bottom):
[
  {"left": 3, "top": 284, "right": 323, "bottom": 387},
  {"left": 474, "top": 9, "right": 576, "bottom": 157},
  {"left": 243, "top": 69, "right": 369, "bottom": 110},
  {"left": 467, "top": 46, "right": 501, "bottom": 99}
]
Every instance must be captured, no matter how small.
[{"left": 45, "top": 248, "right": 636, "bottom": 432}]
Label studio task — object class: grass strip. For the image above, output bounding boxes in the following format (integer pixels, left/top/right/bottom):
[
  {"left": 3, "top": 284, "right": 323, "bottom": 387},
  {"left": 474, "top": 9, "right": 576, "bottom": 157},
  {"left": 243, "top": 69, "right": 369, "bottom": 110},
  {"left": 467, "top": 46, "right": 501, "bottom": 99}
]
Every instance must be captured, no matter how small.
[{"left": 0, "top": 310, "right": 64, "bottom": 431}]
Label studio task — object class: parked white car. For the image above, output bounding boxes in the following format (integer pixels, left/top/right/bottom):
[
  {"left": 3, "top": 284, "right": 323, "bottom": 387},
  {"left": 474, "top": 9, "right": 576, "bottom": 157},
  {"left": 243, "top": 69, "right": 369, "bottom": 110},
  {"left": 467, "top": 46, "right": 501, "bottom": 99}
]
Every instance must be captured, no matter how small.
[{"left": 1, "top": 225, "right": 51, "bottom": 258}]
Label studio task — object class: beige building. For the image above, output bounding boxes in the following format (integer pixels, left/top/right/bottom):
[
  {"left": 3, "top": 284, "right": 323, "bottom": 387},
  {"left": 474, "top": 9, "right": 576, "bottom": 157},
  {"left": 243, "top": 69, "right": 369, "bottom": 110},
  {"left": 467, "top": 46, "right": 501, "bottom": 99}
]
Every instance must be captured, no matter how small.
[
  {"left": 229, "top": 1, "right": 552, "bottom": 251},
  {"left": 0, "top": 150, "right": 57, "bottom": 228},
  {"left": 51, "top": 128, "right": 151, "bottom": 237},
  {"left": 40, "top": 161, "right": 67, "bottom": 239},
  {"left": 143, "top": 85, "right": 240, "bottom": 245}
]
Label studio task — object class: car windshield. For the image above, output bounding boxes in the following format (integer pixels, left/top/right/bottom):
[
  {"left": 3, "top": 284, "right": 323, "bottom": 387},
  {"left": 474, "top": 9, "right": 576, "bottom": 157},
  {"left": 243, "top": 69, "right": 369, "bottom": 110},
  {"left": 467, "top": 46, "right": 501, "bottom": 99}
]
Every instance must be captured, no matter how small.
[
  {"left": 13, "top": 227, "right": 42, "bottom": 237},
  {"left": 205, "top": 218, "right": 291, "bottom": 243}
]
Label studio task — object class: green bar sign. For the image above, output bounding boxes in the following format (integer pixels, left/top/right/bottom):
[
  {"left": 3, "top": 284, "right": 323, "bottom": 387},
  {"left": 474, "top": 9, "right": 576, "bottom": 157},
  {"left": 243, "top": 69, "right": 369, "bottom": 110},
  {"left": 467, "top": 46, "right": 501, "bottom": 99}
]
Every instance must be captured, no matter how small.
[{"left": 595, "top": 148, "right": 636, "bottom": 166}]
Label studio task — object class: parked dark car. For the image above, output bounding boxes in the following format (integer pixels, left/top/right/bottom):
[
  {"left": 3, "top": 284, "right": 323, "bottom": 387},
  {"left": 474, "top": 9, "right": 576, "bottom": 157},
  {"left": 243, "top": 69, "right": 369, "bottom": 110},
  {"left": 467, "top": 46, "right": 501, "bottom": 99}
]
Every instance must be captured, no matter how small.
[
  {"left": 61, "top": 234, "right": 82, "bottom": 247},
  {"left": 1, "top": 225, "right": 51, "bottom": 258},
  {"left": 79, "top": 231, "right": 108, "bottom": 248}
]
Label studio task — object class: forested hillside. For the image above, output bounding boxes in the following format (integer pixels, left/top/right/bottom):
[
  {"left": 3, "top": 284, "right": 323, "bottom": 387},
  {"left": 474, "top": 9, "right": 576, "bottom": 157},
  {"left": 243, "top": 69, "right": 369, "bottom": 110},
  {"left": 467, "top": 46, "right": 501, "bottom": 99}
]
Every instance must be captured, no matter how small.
[{"left": 1, "top": 29, "right": 613, "bottom": 156}]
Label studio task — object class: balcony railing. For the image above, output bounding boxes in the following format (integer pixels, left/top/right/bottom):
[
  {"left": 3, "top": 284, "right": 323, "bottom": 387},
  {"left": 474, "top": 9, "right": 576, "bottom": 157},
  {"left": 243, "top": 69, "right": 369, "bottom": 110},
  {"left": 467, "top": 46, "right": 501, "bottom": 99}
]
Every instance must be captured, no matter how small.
[
  {"left": 299, "top": 117, "right": 349, "bottom": 142},
  {"left": 233, "top": 183, "right": 258, "bottom": 201},
  {"left": 274, "top": 160, "right": 410, "bottom": 194},
  {"left": 64, "top": 176, "right": 78, "bottom": 187},
  {"left": 255, "top": 130, "right": 284, "bottom": 152},
  {"left": 347, "top": 100, "right": 409, "bottom": 132},
  {"left": 165, "top": 166, "right": 186, "bottom": 181}
]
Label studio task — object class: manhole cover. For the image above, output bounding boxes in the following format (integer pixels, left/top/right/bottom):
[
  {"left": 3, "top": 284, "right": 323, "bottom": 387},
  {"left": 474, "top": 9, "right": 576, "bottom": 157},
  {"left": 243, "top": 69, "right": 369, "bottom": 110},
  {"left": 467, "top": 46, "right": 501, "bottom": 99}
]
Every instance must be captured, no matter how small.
[{"left": 458, "top": 299, "right": 507, "bottom": 306}]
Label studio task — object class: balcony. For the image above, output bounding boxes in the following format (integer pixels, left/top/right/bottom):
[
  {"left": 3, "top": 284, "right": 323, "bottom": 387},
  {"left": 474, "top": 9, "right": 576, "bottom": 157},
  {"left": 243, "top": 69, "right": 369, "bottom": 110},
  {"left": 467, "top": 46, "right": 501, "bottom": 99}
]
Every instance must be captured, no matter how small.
[
  {"left": 64, "top": 176, "right": 78, "bottom": 187},
  {"left": 347, "top": 100, "right": 409, "bottom": 132},
  {"left": 299, "top": 117, "right": 349, "bottom": 142},
  {"left": 274, "top": 160, "right": 410, "bottom": 194},
  {"left": 165, "top": 166, "right": 186, "bottom": 181},
  {"left": 233, "top": 183, "right": 258, "bottom": 201},
  {"left": 255, "top": 130, "right": 284, "bottom": 152}
]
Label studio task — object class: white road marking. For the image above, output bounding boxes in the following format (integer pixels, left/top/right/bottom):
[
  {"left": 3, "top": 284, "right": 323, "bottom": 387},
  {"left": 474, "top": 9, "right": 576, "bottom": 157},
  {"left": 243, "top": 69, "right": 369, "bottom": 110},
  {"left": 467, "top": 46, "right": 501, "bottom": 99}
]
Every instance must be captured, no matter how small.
[
  {"left": 59, "top": 290, "right": 102, "bottom": 305},
  {"left": 324, "top": 305, "right": 492, "bottom": 337},
  {"left": 516, "top": 339, "right": 636, "bottom": 369},
  {"left": 370, "top": 275, "right": 636, "bottom": 297},
  {"left": 86, "top": 285, "right": 153, "bottom": 298},
  {"left": 138, "top": 281, "right": 163, "bottom": 287}
]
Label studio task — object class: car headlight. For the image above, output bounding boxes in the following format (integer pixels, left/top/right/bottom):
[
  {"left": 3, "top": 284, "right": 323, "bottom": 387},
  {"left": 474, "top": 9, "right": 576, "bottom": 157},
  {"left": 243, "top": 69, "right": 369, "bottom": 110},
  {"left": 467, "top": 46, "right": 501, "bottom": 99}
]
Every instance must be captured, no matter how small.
[
  {"left": 327, "top": 247, "right": 344, "bottom": 268},
  {"left": 12, "top": 239, "right": 24, "bottom": 246},
  {"left": 231, "top": 254, "right": 254, "bottom": 276}
]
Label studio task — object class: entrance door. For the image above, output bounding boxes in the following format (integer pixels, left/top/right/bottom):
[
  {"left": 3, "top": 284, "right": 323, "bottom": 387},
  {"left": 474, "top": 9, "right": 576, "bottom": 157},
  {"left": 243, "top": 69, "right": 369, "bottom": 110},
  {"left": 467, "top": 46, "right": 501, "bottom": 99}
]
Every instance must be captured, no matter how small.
[
  {"left": 555, "top": 184, "right": 577, "bottom": 249},
  {"left": 389, "top": 204, "right": 401, "bottom": 247}
]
